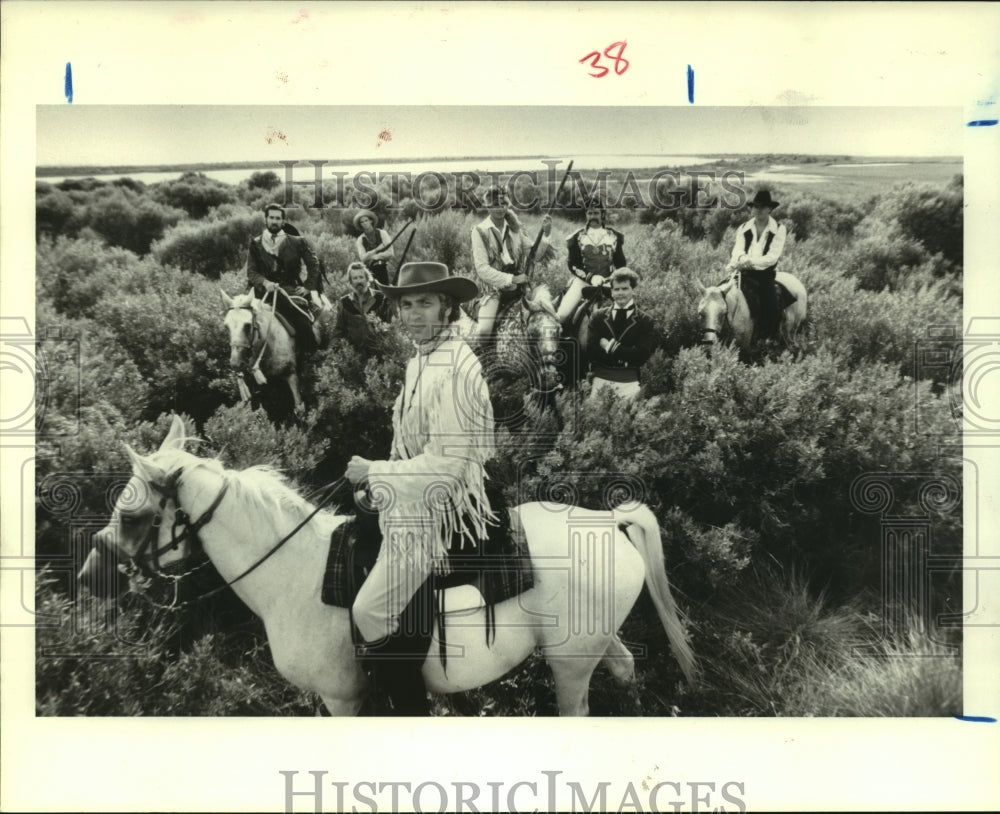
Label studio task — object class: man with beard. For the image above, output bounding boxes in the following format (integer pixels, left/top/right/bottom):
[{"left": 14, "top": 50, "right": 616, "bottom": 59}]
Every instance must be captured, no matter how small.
[
  {"left": 246, "top": 202, "right": 324, "bottom": 353},
  {"left": 334, "top": 261, "right": 394, "bottom": 352}
]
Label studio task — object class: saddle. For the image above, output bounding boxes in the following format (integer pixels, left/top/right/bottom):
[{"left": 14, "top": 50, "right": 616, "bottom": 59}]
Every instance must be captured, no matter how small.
[
  {"left": 322, "top": 484, "right": 533, "bottom": 666},
  {"left": 321, "top": 502, "right": 532, "bottom": 612},
  {"left": 720, "top": 277, "right": 797, "bottom": 309},
  {"left": 259, "top": 290, "right": 316, "bottom": 339}
]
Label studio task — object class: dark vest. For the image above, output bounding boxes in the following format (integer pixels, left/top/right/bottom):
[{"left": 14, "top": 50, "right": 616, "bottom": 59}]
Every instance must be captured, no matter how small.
[{"left": 743, "top": 227, "right": 777, "bottom": 274}]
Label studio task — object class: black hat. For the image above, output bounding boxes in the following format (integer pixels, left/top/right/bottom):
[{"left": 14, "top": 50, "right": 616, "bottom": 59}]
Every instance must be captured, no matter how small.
[{"left": 749, "top": 190, "right": 780, "bottom": 209}]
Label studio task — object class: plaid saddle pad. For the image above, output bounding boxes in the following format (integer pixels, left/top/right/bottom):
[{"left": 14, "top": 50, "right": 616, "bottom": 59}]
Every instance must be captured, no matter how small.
[{"left": 320, "top": 508, "right": 534, "bottom": 610}]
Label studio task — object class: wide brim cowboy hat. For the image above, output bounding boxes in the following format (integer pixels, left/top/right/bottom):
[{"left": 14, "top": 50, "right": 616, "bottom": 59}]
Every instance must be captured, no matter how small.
[
  {"left": 749, "top": 190, "right": 780, "bottom": 209},
  {"left": 353, "top": 209, "right": 379, "bottom": 230},
  {"left": 376, "top": 262, "right": 480, "bottom": 302}
]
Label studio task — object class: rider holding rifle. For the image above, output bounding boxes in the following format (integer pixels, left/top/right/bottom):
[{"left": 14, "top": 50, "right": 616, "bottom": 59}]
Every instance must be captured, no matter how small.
[
  {"left": 246, "top": 203, "right": 324, "bottom": 353},
  {"left": 470, "top": 185, "right": 552, "bottom": 340},
  {"left": 354, "top": 210, "right": 396, "bottom": 287}
]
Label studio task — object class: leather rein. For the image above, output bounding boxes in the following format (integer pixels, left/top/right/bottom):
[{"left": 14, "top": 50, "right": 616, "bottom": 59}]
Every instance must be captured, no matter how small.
[{"left": 117, "top": 468, "right": 345, "bottom": 610}]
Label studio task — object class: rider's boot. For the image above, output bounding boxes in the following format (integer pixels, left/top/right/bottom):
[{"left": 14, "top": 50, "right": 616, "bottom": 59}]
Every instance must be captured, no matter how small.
[
  {"left": 350, "top": 609, "right": 430, "bottom": 716},
  {"left": 356, "top": 630, "right": 430, "bottom": 716}
]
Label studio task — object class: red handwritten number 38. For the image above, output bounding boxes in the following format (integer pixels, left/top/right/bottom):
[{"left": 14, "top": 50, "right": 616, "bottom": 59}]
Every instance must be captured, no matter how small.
[{"left": 579, "top": 41, "right": 629, "bottom": 78}]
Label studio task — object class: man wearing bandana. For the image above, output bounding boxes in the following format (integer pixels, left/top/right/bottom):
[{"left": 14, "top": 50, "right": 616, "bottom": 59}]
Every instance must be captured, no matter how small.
[{"left": 246, "top": 203, "right": 324, "bottom": 352}]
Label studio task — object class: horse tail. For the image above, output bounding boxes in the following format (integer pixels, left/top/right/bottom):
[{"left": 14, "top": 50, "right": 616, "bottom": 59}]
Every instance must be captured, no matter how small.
[{"left": 616, "top": 504, "right": 698, "bottom": 685}]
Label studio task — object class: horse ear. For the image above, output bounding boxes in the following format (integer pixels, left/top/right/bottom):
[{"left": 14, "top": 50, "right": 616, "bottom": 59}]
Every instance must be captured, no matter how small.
[
  {"left": 124, "top": 443, "right": 166, "bottom": 484},
  {"left": 696, "top": 279, "right": 707, "bottom": 294},
  {"left": 220, "top": 289, "right": 235, "bottom": 309},
  {"left": 160, "top": 414, "right": 188, "bottom": 452}
]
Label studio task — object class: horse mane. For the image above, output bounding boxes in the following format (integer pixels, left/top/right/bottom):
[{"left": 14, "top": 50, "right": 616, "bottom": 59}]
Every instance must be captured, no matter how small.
[{"left": 147, "top": 447, "right": 335, "bottom": 537}]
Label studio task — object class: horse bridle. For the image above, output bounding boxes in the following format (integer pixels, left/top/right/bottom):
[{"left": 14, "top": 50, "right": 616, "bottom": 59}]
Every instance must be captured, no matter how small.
[
  {"left": 518, "top": 297, "right": 563, "bottom": 394},
  {"left": 109, "top": 472, "right": 345, "bottom": 610},
  {"left": 108, "top": 468, "right": 230, "bottom": 593},
  {"left": 227, "top": 303, "right": 262, "bottom": 365},
  {"left": 699, "top": 273, "right": 740, "bottom": 344}
]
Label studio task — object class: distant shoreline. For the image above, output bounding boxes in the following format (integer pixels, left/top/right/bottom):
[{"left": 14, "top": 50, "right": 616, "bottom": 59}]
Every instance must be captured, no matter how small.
[{"left": 36, "top": 154, "right": 961, "bottom": 178}]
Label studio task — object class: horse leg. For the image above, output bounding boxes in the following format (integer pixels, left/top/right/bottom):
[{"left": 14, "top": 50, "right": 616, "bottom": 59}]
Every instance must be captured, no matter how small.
[
  {"left": 546, "top": 651, "right": 603, "bottom": 716},
  {"left": 287, "top": 371, "right": 305, "bottom": 413},
  {"left": 601, "top": 634, "right": 635, "bottom": 684},
  {"left": 320, "top": 694, "right": 365, "bottom": 717}
]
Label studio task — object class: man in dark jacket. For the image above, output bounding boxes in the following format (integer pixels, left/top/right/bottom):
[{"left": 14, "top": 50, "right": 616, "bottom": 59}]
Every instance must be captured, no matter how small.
[
  {"left": 246, "top": 203, "right": 323, "bottom": 352},
  {"left": 585, "top": 267, "right": 657, "bottom": 400},
  {"left": 334, "top": 262, "right": 393, "bottom": 351}
]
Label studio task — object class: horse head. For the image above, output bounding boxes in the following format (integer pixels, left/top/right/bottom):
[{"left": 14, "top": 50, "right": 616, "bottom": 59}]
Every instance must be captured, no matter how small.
[
  {"left": 696, "top": 280, "right": 731, "bottom": 346},
  {"left": 79, "top": 416, "right": 201, "bottom": 599},
  {"left": 221, "top": 290, "right": 261, "bottom": 371},
  {"left": 521, "top": 284, "right": 563, "bottom": 394}
]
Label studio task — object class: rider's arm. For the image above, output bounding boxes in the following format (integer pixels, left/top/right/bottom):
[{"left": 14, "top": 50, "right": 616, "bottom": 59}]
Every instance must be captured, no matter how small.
[
  {"left": 747, "top": 223, "right": 786, "bottom": 270},
  {"left": 612, "top": 231, "right": 627, "bottom": 269},
  {"left": 566, "top": 232, "right": 589, "bottom": 282},
  {"left": 370, "top": 229, "right": 394, "bottom": 261},
  {"left": 246, "top": 242, "right": 269, "bottom": 290},
  {"left": 471, "top": 227, "right": 517, "bottom": 289},
  {"left": 727, "top": 227, "right": 745, "bottom": 270},
  {"left": 608, "top": 316, "right": 658, "bottom": 367},
  {"left": 299, "top": 239, "right": 322, "bottom": 291},
  {"left": 367, "top": 357, "right": 493, "bottom": 504},
  {"left": 585, "top": 312, "right": 610, "bottom": 359}
]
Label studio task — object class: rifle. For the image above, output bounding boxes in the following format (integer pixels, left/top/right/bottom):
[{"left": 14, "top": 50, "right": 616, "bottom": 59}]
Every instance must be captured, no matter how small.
[
  {"left": 520, "top": 160, "right": 575, "bottom": 284},
  {"left": 364, "top": 218, "right": 415, "bottom": 258},
  {"left": 392, "top": 224, "right": 418, "bottom": 284}
]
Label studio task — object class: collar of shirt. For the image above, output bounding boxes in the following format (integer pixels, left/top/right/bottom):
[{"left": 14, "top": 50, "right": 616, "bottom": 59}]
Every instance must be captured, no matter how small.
[
  {"left": 745, "top": 216, "right": 778, "bottom": 240},
  {"left": 352, "top": 288, "right": 374, "bottom": 309},
  {"left": 612, "top": 300, "right": 636, "bottom": 314},
  {"left": 261, "top": 229, "right": 287, "bottom": 256},
  {"left": 480, "top": 217, "right": 515, "bottom": 264},
  {"left": 581, "top": 226, "right": 612, "bottom": 246}
]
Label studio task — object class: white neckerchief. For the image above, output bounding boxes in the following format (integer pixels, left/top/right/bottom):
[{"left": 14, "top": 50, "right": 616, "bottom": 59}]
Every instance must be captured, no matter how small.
[{"left": 262, "top": 229, "right": 287, "bottom": 257}]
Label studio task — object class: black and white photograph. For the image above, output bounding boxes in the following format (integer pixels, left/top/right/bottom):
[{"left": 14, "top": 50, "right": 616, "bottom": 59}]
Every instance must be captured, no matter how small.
[{"left": 3, "top": 2, "right": 999, "bottom": 812}]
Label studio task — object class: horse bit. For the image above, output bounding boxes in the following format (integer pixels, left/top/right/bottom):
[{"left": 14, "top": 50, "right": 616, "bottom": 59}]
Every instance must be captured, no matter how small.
[{"left": 103, "top": 468, "right": 229, "bottom": 607}]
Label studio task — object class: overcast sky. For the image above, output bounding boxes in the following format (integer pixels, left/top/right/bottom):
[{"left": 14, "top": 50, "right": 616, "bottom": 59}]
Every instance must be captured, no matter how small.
[{"left": 37, "top": 105, "right": 962, "bottom": 167}]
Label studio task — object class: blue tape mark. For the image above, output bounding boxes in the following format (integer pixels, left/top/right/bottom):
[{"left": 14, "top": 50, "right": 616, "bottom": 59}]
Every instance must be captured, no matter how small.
[
  {"left": 954, "top": 715, "right": 997, "bottom": 722},
  {"left": 64, "top": 62, "right": 73, "bottom": 103},
  {"left": 967, "top": 119, "right": 997, "bottom": 127},
  {"left": 687, "top": 65, "right": 694, "bottom": 104}
]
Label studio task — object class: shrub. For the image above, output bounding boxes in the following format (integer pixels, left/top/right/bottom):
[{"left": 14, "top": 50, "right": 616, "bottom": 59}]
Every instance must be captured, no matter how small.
[
  {"left": 153, "top": 172, "right": 238, "bottom": 219},
  {"left": 80, "top": 187, "right": 186, "bottom": 255},
  {"left": 869, "top": 181, "right": 963, "bottom": 266},
  {"left": 153, "top": 207, "right": 259, "bottom": 277}
]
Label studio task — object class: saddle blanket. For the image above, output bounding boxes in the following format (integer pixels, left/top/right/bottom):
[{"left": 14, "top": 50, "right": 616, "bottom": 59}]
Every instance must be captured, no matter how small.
[{"left": 321, "top": 511, "right": 534, "bottom": 613}]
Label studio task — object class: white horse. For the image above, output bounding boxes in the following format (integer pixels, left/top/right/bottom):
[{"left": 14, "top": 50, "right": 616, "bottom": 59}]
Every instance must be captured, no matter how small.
[
  {"left": 698, "top": 271, "right": 808, "bottom": 351},
  {"left": 79, "top": 415, "right": 697, "bottom": 716}
]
